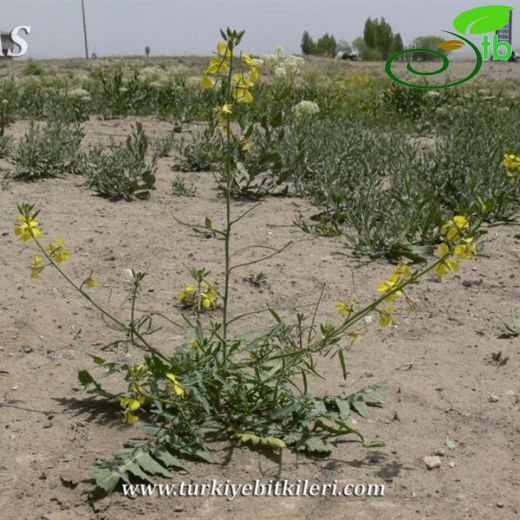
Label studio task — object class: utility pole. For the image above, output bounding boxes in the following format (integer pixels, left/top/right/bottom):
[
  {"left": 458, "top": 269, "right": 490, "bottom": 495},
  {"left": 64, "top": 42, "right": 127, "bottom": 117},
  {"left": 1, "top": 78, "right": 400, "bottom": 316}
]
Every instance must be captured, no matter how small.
[{"left": 81, "top": 0, "right": 89, "bottom": 59}]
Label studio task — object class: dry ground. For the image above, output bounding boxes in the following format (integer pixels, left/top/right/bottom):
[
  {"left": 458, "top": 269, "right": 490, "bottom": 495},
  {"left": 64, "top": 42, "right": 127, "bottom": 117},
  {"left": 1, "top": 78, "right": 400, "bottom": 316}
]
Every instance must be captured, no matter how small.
[{"left": 1, "top": 64, "right": 520, "bottom": 519}]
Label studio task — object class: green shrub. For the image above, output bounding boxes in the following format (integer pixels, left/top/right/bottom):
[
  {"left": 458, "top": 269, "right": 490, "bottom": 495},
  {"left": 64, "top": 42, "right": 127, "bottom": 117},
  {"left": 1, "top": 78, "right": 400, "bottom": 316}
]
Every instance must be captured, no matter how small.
[
  {"left": 81, "top": 122, "right": 156, "bottom": 200},
  {"left": 152, "top": 130, "right": 175, "bottom": 158},
  {"left": 171, "top": 174, "right": 198, "bottom": 197},
  {"left": 172, "top": 118, "right": 223, "bottom": 172},
  {"left": 12, "top": 119, "right": 84, "bottom": 180},
  {"left": 22, "top": 61, "right": 44, "bottom": 76},
  {"left": 290, "top": 94, "right": 520, "bottom": 259},
  {"left": 0, "top": 135, "right": 12, "bottom": 158}
]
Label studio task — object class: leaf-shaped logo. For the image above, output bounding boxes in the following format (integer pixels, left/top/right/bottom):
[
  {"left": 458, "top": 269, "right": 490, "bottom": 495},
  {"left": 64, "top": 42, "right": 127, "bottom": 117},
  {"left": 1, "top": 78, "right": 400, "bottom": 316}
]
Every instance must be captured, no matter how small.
[
  {"left": 437, "top": 39, "right": 466, "bottom": 51},
  {"left": 453, "top": 5, "right": 512, "bottom": 34}
]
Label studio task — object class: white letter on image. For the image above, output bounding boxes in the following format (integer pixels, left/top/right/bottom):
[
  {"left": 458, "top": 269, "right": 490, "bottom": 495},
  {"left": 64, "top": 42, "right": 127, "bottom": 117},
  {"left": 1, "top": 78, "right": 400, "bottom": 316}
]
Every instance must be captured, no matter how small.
[{"left": 9, "top": 26, "right": 31, "bottom": 57}]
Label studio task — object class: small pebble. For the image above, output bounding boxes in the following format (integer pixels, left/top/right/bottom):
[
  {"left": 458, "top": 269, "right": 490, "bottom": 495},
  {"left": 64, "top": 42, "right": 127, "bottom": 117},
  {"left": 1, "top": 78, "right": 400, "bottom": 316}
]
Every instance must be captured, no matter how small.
[{"left": 423, "top": 456, "right": 441, "bottom": 470}]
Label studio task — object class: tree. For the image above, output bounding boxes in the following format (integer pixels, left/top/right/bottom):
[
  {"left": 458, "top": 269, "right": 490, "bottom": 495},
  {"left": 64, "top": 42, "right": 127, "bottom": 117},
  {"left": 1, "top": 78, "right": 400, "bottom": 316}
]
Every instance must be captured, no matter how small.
[
  {"left": 316, "top": 33, "right": 337, "bottom": 57},
  {"left": 391, "top": 33, "right": 404, "bottom": 54},
  {"left": 378, "top": 17, "right": 394, "bottom": 59},
  {"left": 301, "top": 31, "right": 316, "bottom": 55},
  {"left": 355, "top": 17, "right": 403, "bottom": 60},
  {"left": 411, "top": 35, "right": 446, "bottom": 61},
  {"left": 363, "top": 18, "right": 378, "bottom": 50},
  {"left": 145, "top": 46, "right": 151, "bottom": 60},
  {"left": 300, "top": 31, "right": 339, "bottom": 58}
]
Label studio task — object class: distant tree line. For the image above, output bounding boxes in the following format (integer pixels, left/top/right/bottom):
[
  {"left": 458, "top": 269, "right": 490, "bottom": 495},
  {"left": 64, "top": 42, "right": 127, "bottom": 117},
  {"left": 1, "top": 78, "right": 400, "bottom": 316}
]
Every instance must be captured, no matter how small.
[
  {"left": 300, "top": 20, "right": 449, "bottom": 62},
  {"left": 301, "top": 31, "right": 338, "bottom": 57},
  {"left": 301, "top": 17, "right": 403, "bottom": 60},
  {"left": 355, "top": 17, "right": 404, "bottom": 60},
  {"left": 409, "top": 35, "right": 446, "bottom": 61}
]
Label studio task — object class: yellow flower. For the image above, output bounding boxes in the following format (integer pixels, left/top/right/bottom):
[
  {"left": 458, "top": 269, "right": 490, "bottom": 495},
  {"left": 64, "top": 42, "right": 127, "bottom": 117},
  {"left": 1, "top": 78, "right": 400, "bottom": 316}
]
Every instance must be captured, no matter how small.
[
  {"left": 216, "top": 41, "right": 232, "bottom": 58},
  {"left": 435, "top": 260, "right": 458, "bottom": 277},
  {"left": 242, "top": 53, "right": 255, "bottom": 66},
  {"left": 248, "top": 66, "right": 259, "bottom": 82},
  {"left": 120, "top": 395, "right": 146, "bottom": 424},
  {"left": 178, "top": 281, "right": 218, "bottom": 311},
  {"left": 178, "top": 285, "right": 196, "bottom": 303},
  {"left": 435, "top": 242, "right": 460, "bottom": 276},
  {"left": 85, "top": 274, "right": 97, "bottom": 288},
  {"left": 435, "top": 257, "right": 459, "bottom": 277},
  {"left": 215, "top": 104, "right": 233, "bottom": 132},
  {"left": 377, "top": 273, "right": 400, "bottom": 293},
  {"left": 506, "top": 171, "right": 516, "bottom": 186},
  {"left": 166, "top": 373, "right": 185, "bottom": 398},
  {"left": 201, "top": 75, "right": 215, "bottom": 89},
  {"left": 376, "top": 259, "right": 413, "bottom": 303},
  {"left": 14, "top": 215, "right": 41, "bottom": 242},
  {"left": 30, "top": 255, "right": 43, "bottom": 279},
  {"left": 503, "top": 152, "right": 520, "bottom": 171},
  {"left": 56, "top": 250, "right": 69, "bottom": 262},
  {"left": 50, "top": 237, "right": 64, "bottom": 247},
  {"left": 232, "top": 87, "right": 251, "bottom": 103},
  {"left": 121, "top": 397, "right": 142, "bottom": 411},
  {"left": 377, "top": 273, "right": 404, "bottom": 302},
  {"left": 203, "top": 43, "right": 232, "bottom": 80},
  {"left": 335, "top": 299, "right": 357, "bottom": 316},
  {"left": 453, "top": 215, "right": 469, "bottom": 229},
  {"left": 454, "top": 238, "right": 478, "bottom": 260},
  {"left": 47, "top": 238, "right": 70, "bottom": 263},
  {"left": 232, "top": 72, "right": 255, "bottom": 104},
  {"left": 123, "top": 411, "right": 139, "bottom": 424},
  {"left": 220, "top": 103, "right": 233, "bottom": 115},
  {"left": 241, "top": 89, "right": 254, "bottom": 104},
  {"left": 440, "top": 216, "right": 469, "bottom": 240},
  {"left": 207, "top": 56, "right": 230, "bottom": 74},
  {"left": 436, "top": 242, "right": 450, "bottom": 257},
  {"left": 394, "top": 260, "right": 413, "bottom": 279},
  {"left": 200, "top": 280, "right": 218, "bottom": 300}
]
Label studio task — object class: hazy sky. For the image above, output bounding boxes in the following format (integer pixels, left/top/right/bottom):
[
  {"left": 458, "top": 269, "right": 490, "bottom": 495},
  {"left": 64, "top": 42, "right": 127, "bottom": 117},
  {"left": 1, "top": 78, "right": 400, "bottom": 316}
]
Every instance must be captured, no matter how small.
[{"left": 2, "top": 0, "right": 519, "bottom": 58}]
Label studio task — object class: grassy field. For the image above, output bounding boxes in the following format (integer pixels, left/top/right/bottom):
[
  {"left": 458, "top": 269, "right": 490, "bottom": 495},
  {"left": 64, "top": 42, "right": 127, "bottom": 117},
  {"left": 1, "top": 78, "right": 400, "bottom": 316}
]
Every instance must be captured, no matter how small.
[{"left": 1, "top": 48, "right": 520, "bottom": 519}]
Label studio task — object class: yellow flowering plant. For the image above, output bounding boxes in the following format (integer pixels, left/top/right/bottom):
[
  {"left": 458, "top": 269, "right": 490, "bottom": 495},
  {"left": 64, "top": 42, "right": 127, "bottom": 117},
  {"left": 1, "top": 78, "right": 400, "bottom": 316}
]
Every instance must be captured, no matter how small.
[
  {"left": 178, "top": 267, "right": 220, "bottom": 314},
  {"left": 328, "top": 216, "right": 480, "bottom": 346},
  {"left": 13, "top": 30, "right": 484, "bottom": 494},
  {"left": 503, "top": 151, "right": 520, "bottom": 186},
  {"left": 197, "top": 32, "right": 290, "bottom": 198}
]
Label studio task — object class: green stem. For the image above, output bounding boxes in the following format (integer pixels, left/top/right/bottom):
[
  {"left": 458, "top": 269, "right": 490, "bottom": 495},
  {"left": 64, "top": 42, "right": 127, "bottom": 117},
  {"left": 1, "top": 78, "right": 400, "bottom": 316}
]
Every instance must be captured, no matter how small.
[
  {"left": 334, "top": 253, "right": 451, "bottom": 337},
  {"left": 221, "top": 42, "right": 235, "bottom": 362},
  {"left": 30, "top": 232, "right": 169, "bottom": 363}
]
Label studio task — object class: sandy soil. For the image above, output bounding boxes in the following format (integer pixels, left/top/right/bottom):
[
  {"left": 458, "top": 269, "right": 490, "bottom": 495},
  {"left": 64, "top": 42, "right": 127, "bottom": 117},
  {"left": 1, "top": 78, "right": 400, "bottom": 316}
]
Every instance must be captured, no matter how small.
[{"left": 1, "top": 117, "right": 520, "bottom": 520}]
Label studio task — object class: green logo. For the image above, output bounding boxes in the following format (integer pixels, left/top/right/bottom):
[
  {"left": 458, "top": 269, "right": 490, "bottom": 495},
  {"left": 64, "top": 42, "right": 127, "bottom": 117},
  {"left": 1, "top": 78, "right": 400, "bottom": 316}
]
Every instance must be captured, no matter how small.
[{"left": 385, "top": 5, "right": 513, "bottom": 88}]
